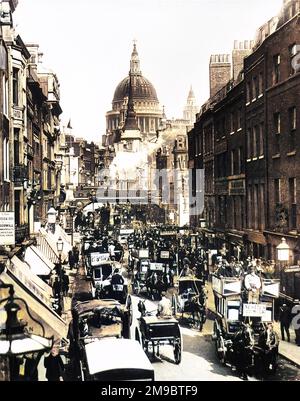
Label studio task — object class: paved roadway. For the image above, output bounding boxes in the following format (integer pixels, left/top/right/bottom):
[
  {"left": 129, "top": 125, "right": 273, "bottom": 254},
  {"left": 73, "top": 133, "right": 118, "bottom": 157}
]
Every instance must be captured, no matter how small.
[
  {"left": 66, "top": 261, "right": 300, "bottom": 382},
  {"left": 130, "top": 295, "right": 300, "bottom": 381}
]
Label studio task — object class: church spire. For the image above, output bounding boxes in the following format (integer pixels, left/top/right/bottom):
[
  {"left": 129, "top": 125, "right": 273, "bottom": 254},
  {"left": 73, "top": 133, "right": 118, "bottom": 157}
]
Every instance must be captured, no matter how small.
[
  {"left": 123, "top": 73, "right": 140, "bottom": 132},
  {"left": 188, "top": 85, "right": 195, "bottom": 100},
  {"left": 130, "top": 40, "right": 141, "bottom": 75}
]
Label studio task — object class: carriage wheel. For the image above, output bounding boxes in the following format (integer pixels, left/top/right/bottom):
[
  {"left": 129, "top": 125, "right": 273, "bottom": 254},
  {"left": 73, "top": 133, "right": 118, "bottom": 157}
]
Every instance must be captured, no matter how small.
[
  {"left": 135, "top": 328, "right": 141, "bottom": 343},
  {"left": 216, "top": 335, "right": 227, "bottom": 366},
  {"left": 126, "top": 295, "right": 133, "bottom": 327},
  {"left": 174, "top": 339, "right": 182, "bottom": 365},
  {"left": 172, "top": 294, "right": 178, "bottom": 316},
  {"left": 194, "top": 311, "right": 204, "bottom": 332},
  {"left": 142, "top": 336, "right": 149, "bottom": 353}
]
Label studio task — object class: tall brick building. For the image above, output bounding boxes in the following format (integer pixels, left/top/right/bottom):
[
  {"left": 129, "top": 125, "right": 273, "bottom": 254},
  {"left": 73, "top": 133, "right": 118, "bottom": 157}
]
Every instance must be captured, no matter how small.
[{"left": 189, "top": 0, "right": 300, "bottom": 270}]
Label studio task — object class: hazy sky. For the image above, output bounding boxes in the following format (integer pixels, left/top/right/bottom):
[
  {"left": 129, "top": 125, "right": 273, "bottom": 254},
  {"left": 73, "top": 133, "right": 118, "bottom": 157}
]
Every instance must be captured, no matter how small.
[{"left": 14, "top": 0, "right": 283, "bottom": 143}]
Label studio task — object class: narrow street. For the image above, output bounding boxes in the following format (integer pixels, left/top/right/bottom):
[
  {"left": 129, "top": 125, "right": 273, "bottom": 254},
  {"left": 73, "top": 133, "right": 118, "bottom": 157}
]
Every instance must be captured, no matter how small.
[
  {"left": 69, "top": 269, "right": 300, "bottom": 382},
  {"left": 1, "top": 0, "right": 300, "bottom": 385}
]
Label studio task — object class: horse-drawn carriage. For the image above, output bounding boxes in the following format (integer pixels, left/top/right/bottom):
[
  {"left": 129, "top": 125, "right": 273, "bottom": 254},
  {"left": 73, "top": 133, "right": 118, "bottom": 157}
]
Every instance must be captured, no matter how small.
[
  {"left": 135, "top": 302, "right": 182, "bottom": 365},
  {"left": 211, "top": 274, "right": 280, "bottom": 378},
  {"left": 68, "top": 299, "right": 133, "bottom": 380},
  {"left": 145, "top": 263, "right": 171, "bottom": 300},
  {"left": 132, "top": 259, "right": 151, "bottom": 295},
  {"left": 172, "top": 277, "right": 207, "bottom": 331},
  {"left": 88, "top": 253, "right": 129, "bottom": 304}
]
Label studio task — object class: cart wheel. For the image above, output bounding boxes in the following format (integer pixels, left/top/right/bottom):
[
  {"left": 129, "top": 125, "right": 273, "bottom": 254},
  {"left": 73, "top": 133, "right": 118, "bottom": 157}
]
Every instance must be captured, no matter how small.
[
  {"left": 135, "top": 328, "right": 141, "bottom": 343},
  {"left": 216, "top": 335, "right": 227, "bottom": 366},
  {"left": 174, "top": 340, "right": 182, "bottom": 364},
  {"left": 126, "top": 295, "right": 133, "bottom": 327},
  {"left": 135, "top": 281, "right": 141, "bottom": 296},
  {"left": 142, "top": 337, "right": 148, "bottom": 353},
  {"left": 194, "top": 311, "right": 204, "bottom": 332},
  {"left": 172, "top": 294, "right": 177, "bottom": 316}
]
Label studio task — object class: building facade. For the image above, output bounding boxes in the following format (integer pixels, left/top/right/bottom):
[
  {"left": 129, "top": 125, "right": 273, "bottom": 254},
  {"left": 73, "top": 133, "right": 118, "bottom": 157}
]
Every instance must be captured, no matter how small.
[
  {"left": 0, "top": 2, "right": 63, "bottom": 243},
  {"left": 105, "top": 43, "right": 163, "bottom": 147},
  {"left": 188, "top": 0, "right": 300, "bottom": 267}
]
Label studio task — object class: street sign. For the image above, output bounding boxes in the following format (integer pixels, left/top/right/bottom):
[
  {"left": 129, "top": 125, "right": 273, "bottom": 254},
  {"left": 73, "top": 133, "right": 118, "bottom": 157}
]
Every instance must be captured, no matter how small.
[{"left": 0, "top": 212, "right": 15, "bottom": 246}]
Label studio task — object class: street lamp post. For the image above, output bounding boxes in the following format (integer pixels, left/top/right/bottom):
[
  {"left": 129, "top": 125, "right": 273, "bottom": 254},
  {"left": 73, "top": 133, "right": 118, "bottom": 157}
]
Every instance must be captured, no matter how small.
[
  {"left": 47, "top": 207, "right": 57, "bottom": 234},
  {"left": 68, "top": 205, "right": 77, "bottom": 247},
  {"left": 56, "top": 237, "right": 64, "bottom": 313},
  {"left": 0, "top": 282, "right": 53, "bottom": 381},
  {"left": 277, "top": 237, "right": 290, "bottom": 298}
]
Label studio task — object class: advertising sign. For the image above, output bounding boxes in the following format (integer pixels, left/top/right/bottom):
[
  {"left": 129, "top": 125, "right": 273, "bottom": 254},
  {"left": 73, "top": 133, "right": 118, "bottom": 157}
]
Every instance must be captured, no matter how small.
[
  {"left": 150, "top": 263, "right": 164, "bottom": 271},
  {"left": 0, "top": 212, "right": 15, "bottom": 246},
  {"left": 139, "top": 249, "right": 149, "bottom": 259},
  {"left": 243, "top": 303, "right": 267, "bottom": 317},
  {"left": 90, "top": 252, "right": 110, "bottom": 266},
  {"left": 160, "top": 251, "right": 170, "bottom": 259}
]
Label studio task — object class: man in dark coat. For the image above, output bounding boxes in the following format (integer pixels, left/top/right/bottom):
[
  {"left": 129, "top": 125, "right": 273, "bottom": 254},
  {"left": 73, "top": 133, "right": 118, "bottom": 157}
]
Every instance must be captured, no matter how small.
[
  {"left": 278, "top": 303, "right": 292, "bottom": 342},
  {"left": 44, "top": 348, "right": 65, "bottom": 382},
  {"left": 62, "top": 271, "right": 70, "bottom": 297}
]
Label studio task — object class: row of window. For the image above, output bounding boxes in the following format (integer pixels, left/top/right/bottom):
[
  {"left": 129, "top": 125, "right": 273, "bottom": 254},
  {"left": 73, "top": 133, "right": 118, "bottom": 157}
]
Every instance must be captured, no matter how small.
[
  {"left": 245, "top": 43, "right": 299, "bottom": 105},
  {"left": 273, "top": 107, "right": 297, "bottom": 155},
  {"left": 273, "top": 44, "right": 299, "bottom": 85},
  {"left": 246, "top": 73, "right": 263, "bottom": 104},
  {"left": 247, "top": 184, "right": 265, "bottom": 231},
  {"left": 273, "top": 107, "right": 297, "bottom": 134},
  {"left": 247, "top": 124, "right": 264, "bottom": 160},
  {"left": 274, "top": 177, "right": 297, "bottom": 228},
  {"left": 274, "top": 177, "right": 296, "bottom": 204}
]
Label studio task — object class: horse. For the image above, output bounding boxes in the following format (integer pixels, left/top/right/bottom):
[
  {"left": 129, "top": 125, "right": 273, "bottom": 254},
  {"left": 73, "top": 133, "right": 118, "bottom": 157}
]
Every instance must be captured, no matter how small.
[
  {"left": 185, "top": 291, "right": 207, "bottom": 331},
  {"left": 146, "top": 273, "right": 164, "bottom": 300}
]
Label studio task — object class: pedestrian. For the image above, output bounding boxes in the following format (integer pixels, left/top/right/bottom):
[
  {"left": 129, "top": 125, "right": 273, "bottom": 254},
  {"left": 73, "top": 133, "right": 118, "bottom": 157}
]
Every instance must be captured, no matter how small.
[
  {"left": 24, "top": 353, "right": 39, "bottom": 381},
  {"left": 73, "top": 245, "right": 80, "bottom": 267},
  {"left": 157, "top": 292, "right": 172, "bottom": 319},
  {"left": 68, "top": 249, "right": 75, "bottom": 269},
  {"left": 52, "top": 276, "right": 60, "bottom": 299},
  {"left": 62, "top": 271, "right": 70, "bottom": 297},
  {"left": 278, "top": 303, "right": 292, "bottom": 342},
  {"left": 44, "top": 346, "right": 65, "bottom": 382}
]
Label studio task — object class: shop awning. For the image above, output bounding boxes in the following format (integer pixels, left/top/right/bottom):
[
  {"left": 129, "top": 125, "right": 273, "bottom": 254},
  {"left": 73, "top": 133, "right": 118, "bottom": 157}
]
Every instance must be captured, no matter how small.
[
  {"left": 10, "top": 256, "right": 53, "bottom": 301},
  {"left": 24, "top": 246, "right": 55, "bottom": 277},
  {"left": 37, "top": 228, "right": 68, "bottom": 263},
  {"left": 0, "top": 269, "right": 67, "bottom": 341}
]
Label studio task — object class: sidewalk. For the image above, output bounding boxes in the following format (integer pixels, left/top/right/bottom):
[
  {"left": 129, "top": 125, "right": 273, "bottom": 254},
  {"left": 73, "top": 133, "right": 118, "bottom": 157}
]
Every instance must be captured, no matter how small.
[{"left": 206, "top": 282, "right": 300, "bottom": 367}]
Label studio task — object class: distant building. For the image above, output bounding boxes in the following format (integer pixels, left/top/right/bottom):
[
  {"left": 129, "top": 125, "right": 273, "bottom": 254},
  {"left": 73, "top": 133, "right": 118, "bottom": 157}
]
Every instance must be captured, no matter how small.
[
  {"left": 105, "top": 43, "right": 163, "bottom": 146},
  {"left": 183, "top": 86, "right": 198, "bottom": 125}
]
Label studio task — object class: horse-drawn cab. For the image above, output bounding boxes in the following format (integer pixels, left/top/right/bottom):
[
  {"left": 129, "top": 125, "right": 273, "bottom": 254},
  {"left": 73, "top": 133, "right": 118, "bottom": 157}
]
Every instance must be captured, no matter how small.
[
  {"left": 145, "top": 263, "right": 170, "bottom": 300},
  {"left": 132, "top": 257, "right": 151, "bottom": 296},
  {"left": 135, "top": 300, "right": 182, "bottom": 365},
  {"left": 212, "top": 274, "right": 280, "bottom": 378},
  {"left": 68, "top": 299, "right": 133, "bottom": 380},
  {"left": 172, "top": 277, "right": 207, "bottom": 331},
  {"left": 82, "top": 237, "right": 95, "bottom": 276},
  {"left": 92, "top": 260, "right": 130, "bottom": 305}
]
